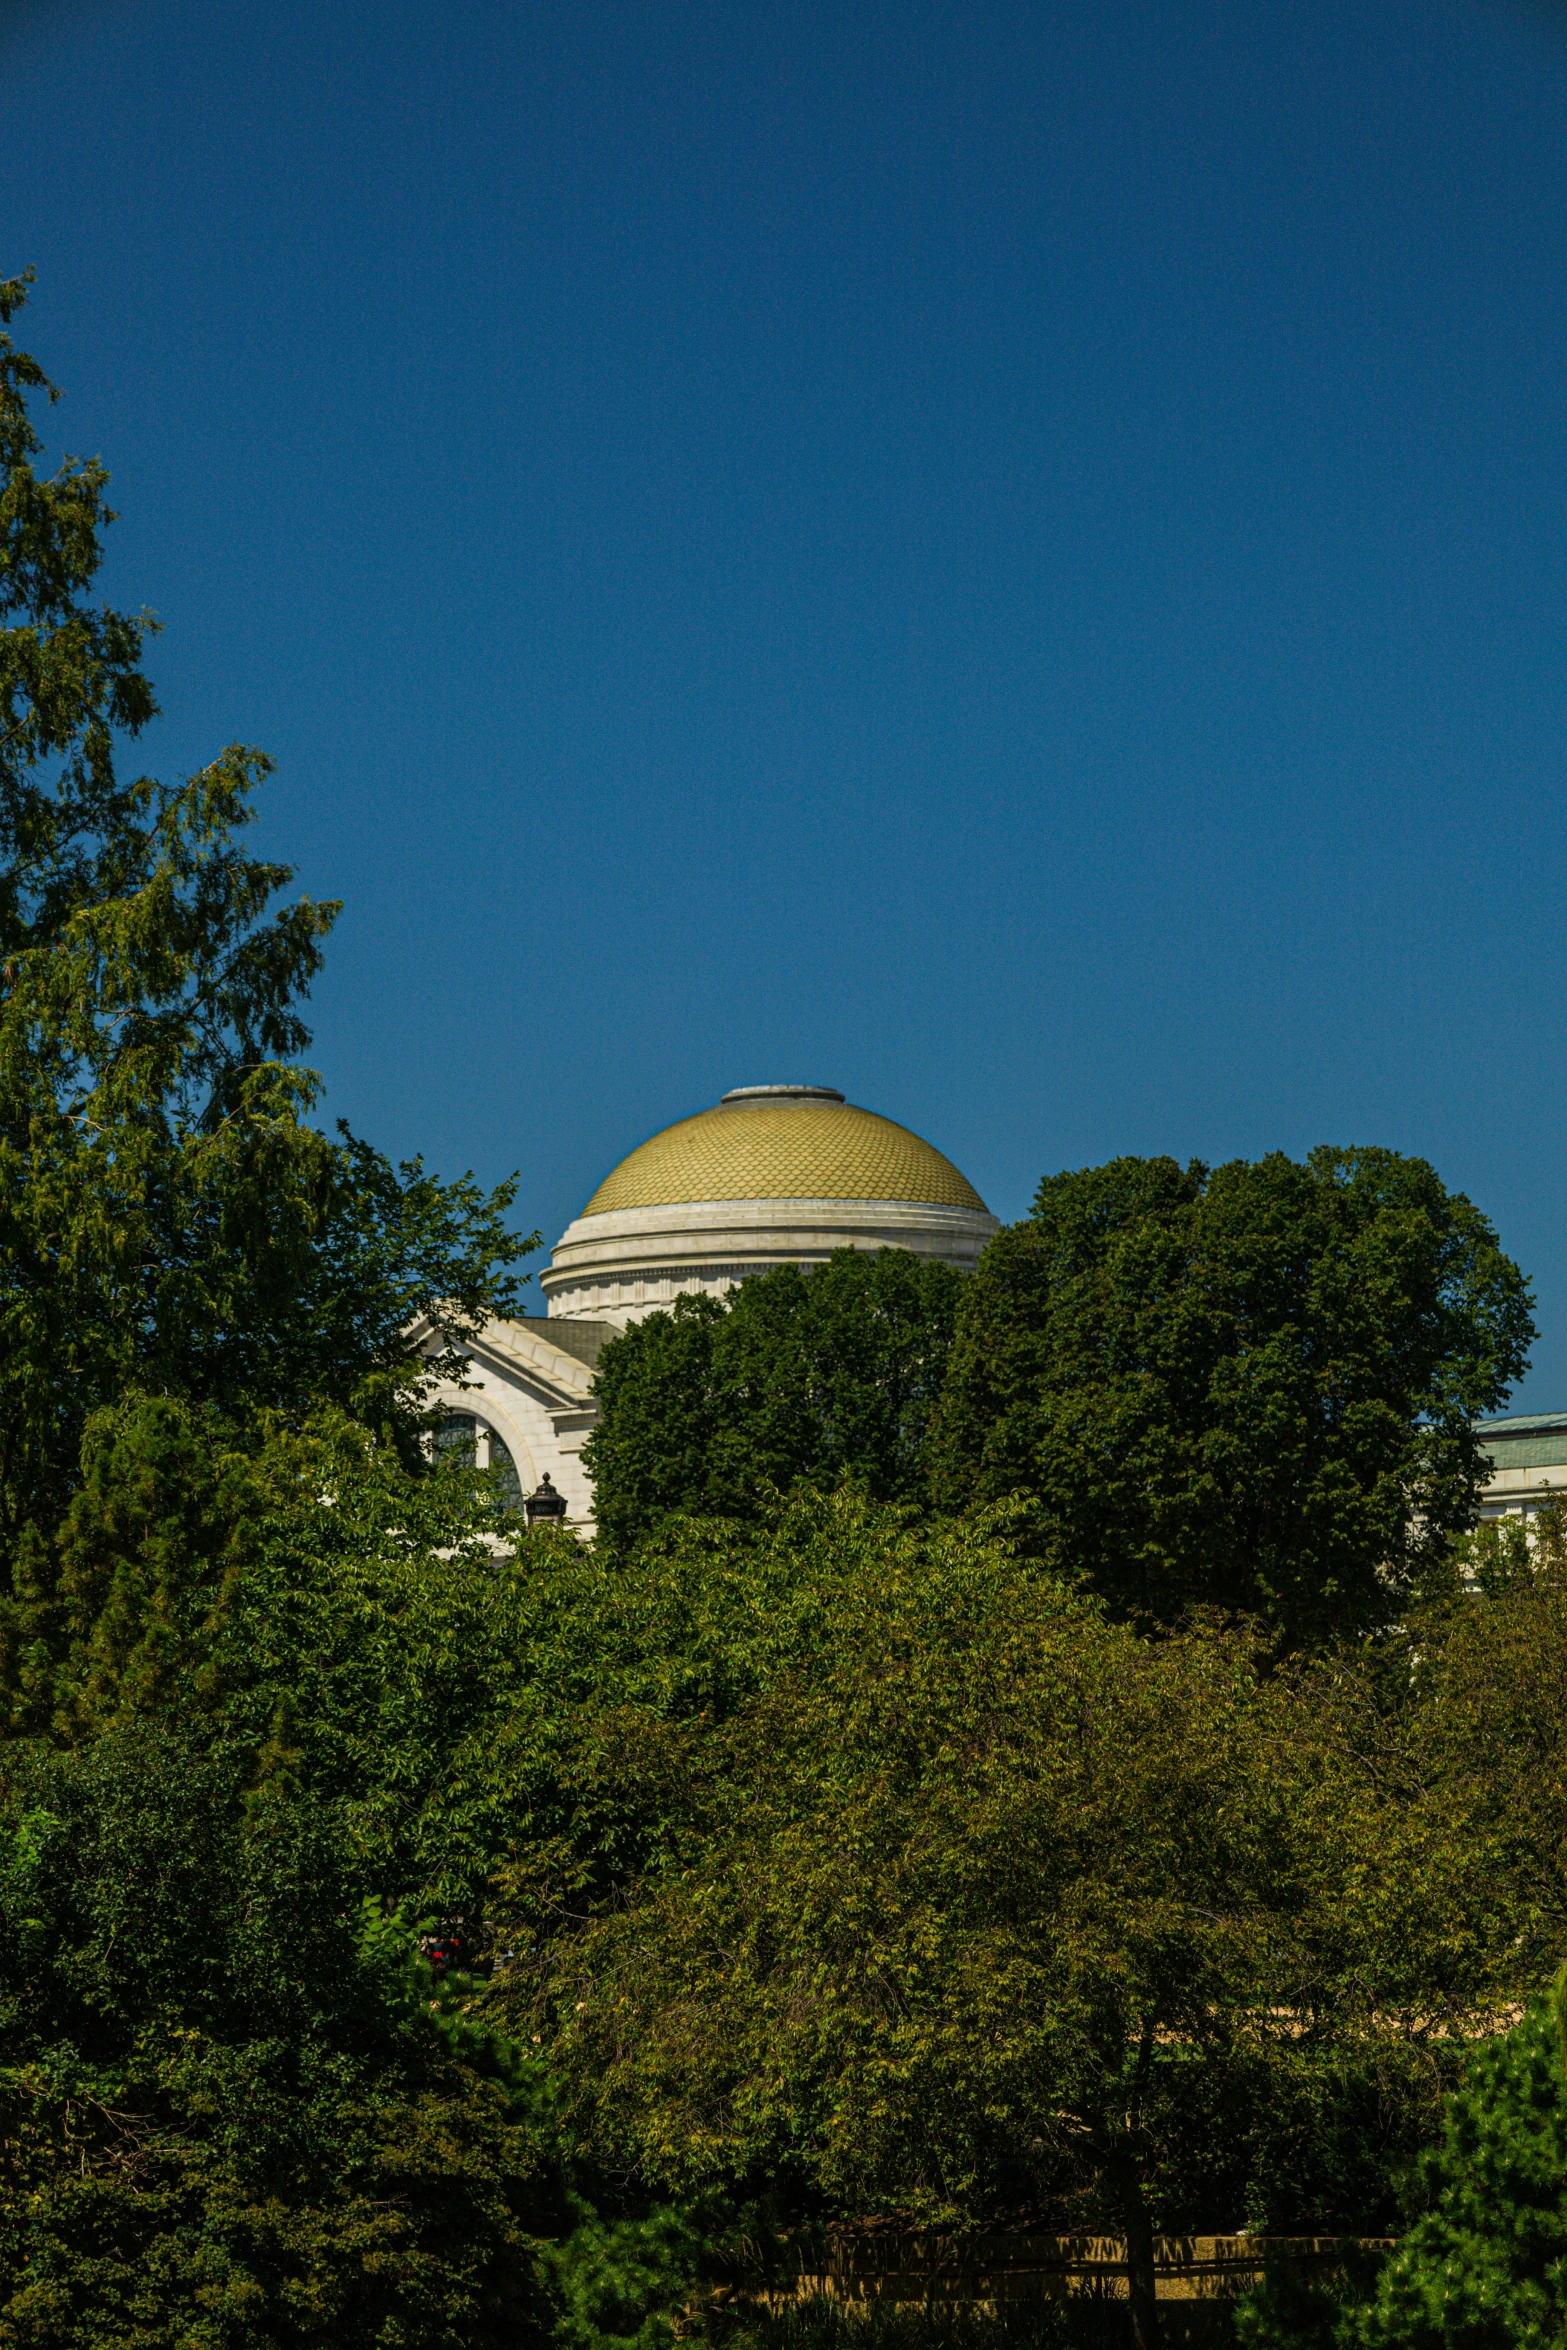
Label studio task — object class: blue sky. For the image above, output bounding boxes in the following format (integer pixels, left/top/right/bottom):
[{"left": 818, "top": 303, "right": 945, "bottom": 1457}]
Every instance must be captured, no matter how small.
[{"left": 4, "top": 0, "right": 1567, "bottom": 1399}]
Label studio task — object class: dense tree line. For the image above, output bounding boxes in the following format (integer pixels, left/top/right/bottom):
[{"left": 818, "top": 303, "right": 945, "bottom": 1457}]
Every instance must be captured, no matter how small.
[
  {"left": 934, "top": 1149, "right": 1530, "bottom": 1641},
  {"left": 14, "top": 1416, "right": 1567, "bottom": 2348},
  {"left": 589, "top": 1148, "right": 1530, "bottom": 1648},
  {"left": 1, "top": 271, "right": 1564, "bottom": 2350}
]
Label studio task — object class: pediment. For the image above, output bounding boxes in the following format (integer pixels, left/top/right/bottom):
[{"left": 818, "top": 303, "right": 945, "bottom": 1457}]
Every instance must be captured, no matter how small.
[{"left": 409, "top": 1311, "right": 602, "bottom": 1415}]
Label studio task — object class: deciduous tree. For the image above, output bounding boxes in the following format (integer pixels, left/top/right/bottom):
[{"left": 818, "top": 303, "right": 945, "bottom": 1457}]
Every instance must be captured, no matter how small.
[
  {"left": 494, "top": 1489, "right": 1512, "bottom": 2349},
  {"left": 584, "top": 1249, "right": 961, "bottom": 1555},
  {"left": 931, "top": 1149, "right": 1531, "bottom": 1642}
]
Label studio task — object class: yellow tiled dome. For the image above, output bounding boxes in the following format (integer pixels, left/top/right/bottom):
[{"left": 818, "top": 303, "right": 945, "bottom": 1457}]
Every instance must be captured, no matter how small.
[{"left": 582, "top": 1086, "right": 989, "bottom": 1216}]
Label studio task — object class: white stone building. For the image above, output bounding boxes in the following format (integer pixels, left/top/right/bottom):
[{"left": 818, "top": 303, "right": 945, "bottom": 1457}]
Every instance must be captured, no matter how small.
[
  {"left": 423, "top": 1083, "right": 999, "bottom": 1528},
  {"left": 1475, "top": 1412, "right": 1567, "bottom": 1523}
]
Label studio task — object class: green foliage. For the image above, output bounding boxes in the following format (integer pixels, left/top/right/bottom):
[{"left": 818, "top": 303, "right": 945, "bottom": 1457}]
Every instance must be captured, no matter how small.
[
  {"left": 584, "top": 1249, "right": 962, "bottom": 1554},
  {"left": 0, "top": 282, "right": 729, "bottom": 2343},
  {"left": 932, "top": 1148, "right": 1532, "bottom": 1641},
  {"left": 0, "top": 1729, "right": 565, "bottom": 2348},
  {"left": 487, "top": 1487, "right": 1502, "bottom": 2271},
  {"left": 1351, "top": 1501, "right": 1567, "bottom": 1992},
  {"left": 1356, "top": 1989, "right": 1567, "bottom": 2350},
  {"left": 546, "top": 2201, "right": 718, "bottom": 2350},
  {"left": 0, "top": 271, "right": 530, "bottom": 1534},
  {"left": 0, "top": 1513, "right": 737, "bottom": 2340},
  {"left": 8, "top": 275, "right": 1565, "bottom": 2333},
  {"left": 1239, "top": 1987, "right": 1567, "bottom": 2350},
  {"left": 715, "top": 2304, "right": 1070, "bottom": 2350},
  {"left": 1235, "top": 2247, "right": 1391, "bottom": 2350},
  {"left": 0, "top": 1400, "right": 1552, "bottom": 2335},
  {"left": 0, "top": 1394, "right": 570, "bottom": 1918}
]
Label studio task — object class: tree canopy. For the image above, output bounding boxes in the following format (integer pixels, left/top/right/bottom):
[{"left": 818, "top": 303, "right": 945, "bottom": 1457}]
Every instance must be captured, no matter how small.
[
  {"left": 1239, "top": 1981, "right": 1567, "bottom": 2350},
  {"left": 931, "top": 1148, "right": 1532, "bottom": 1641},
  {"left": 0, "top": 1393, "right": 733, "bottom": 2348},
  {"left": 583, "top": 1247, "right": 961, "bottom": 1555},
  {"left": 12, "top": 1412, "right": 1559, "bottom": 2347},
  {"left": 489, "top": 1483, "right": 1542, "bottom": 2350},
  {"left": 0, "top": 1728, "right": 564, "bottom": 2350}
]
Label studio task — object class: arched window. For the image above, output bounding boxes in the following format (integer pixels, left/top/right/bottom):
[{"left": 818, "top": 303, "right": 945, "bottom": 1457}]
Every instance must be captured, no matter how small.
[
  {"left": 485, "top": 1427, "right": 524, "bottom": 1511},
  {"left": 434, "top": 1413, "right": 525, "bottom": 1512},
  {"left": 432, "top": 1411, "right": 478, "bottom": 1466}
]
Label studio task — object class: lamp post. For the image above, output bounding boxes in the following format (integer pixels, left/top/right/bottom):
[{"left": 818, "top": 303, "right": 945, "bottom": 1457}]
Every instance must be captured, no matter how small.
[{"left": 524, "top": 1472, "right": 568, "bottom": 1530}]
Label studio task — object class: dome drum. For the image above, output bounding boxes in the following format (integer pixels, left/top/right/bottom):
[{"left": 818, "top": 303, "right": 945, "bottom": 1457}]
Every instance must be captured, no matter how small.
[{"left": 541, "top": 1193, "right": 999, "bottom": 1327}]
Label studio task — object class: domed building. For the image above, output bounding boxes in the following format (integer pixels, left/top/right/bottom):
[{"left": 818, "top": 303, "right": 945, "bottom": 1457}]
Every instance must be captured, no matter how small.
[
  {"left": 419, "top": 1084, "right": 998, "bottom": 1528},
  {"left": 542, "top": 1083, "right": 996, "bottom": 1326}
]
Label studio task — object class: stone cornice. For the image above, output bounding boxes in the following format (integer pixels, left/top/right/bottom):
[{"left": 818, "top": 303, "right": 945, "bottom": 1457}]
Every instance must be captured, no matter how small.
[{"left": 542, "top": 1196, "right": 999, "bottom": 1294}]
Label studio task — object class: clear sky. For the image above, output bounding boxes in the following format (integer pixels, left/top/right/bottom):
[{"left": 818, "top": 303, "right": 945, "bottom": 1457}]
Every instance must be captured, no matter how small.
[{"left": 4, "top": 0, "right": 1567, "bottom": 1399}]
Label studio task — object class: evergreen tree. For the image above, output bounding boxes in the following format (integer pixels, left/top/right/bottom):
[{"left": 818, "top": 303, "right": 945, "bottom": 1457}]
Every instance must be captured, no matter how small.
[
  {"left": 0, "top": 270, "right": 530, "bottom": 1537},
  {"left": 1360, "top": 1989, "right": 1567, "bottom": 2350}
]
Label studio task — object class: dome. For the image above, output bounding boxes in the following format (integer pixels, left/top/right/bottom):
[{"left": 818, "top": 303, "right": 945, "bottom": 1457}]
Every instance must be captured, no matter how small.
[
  {"left": 540, "top": 1084, "right": 999, "bottom": 1329},
  {"left": 582, "top": 1085, "right": 989, "bottom": 1217}
]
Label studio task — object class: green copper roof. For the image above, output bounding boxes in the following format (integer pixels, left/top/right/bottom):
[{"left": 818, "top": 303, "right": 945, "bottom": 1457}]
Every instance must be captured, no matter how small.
[{"left": 1478, "top": 1411, "right": 1567, "bottom": 1472}]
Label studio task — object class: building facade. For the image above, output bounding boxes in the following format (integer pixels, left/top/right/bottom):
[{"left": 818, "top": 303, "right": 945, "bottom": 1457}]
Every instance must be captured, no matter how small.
[{"left": 1476, "top": 1412, "right": 1567, "bottom": 1523}]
